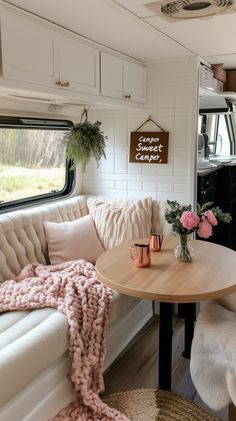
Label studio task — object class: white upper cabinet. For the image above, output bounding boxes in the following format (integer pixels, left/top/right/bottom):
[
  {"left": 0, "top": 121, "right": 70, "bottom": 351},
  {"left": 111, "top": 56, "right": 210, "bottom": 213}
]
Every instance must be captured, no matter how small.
[
  {"left": 1, "top": 11, "right": 56, "bottom": 87},
  {"left": 0, "top": 8, "right": 145, "bottom": 104},
  {"left": 54, "top": 34, "right": 99, "bottom": 94},
  {"left": 101, "top": 52, "right": 146, "bottom": 103},
  {"left": 0, "top": 10, "right": 99, "bottom": 95}
]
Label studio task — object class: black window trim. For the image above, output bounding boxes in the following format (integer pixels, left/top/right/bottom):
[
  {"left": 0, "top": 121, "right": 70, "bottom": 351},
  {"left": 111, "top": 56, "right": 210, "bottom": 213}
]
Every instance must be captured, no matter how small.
[
  {"left": 225, "top": 114, "right": 235, "bottom": 155},
  {"left": 0, "top": 116, "right": 75, "bottom": 213}
]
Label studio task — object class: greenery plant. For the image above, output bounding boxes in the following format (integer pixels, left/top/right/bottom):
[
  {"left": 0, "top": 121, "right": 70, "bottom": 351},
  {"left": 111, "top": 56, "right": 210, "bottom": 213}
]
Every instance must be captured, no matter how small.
[
  {"left": 165, "top": 199, "right": 231, "bottom": 236},
  {"left": 64, "top": 107, "right": 107, "bottom": 172}
]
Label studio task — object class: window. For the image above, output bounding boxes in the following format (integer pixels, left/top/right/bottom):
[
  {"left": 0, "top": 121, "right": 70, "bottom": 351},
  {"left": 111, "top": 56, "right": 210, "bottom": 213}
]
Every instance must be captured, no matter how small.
[
  {"left": 217, "top": 114, "right": 231, "bottom": 156},
  {"left": 0, "top": 117, "right": 74, "bottom": 210},
  {"left": 205, "top": 113, "right": 234, "bottom": 157}
]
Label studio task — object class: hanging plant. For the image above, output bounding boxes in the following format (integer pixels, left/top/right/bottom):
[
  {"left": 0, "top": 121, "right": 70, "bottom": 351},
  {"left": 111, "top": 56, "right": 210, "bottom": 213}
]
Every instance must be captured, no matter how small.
[{"left": 64, "top": 107, "right": 107, "bottom": 172}]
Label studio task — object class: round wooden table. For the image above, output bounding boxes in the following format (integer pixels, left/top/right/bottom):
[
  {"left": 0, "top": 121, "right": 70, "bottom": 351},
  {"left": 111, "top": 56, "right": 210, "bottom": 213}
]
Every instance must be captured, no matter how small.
[{"left": 96, "top": 237, "right": 236, "bottom": 390}]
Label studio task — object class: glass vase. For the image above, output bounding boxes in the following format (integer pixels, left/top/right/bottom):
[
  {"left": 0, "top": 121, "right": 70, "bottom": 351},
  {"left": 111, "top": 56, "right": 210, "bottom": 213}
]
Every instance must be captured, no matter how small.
[{"left": 174, "top": 234, "right": 192, "bottom": 262}]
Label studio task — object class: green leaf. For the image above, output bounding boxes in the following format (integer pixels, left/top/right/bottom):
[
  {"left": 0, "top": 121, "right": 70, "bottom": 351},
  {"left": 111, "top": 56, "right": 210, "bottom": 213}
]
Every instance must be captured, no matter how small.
[{"left": 200, "top": 201, "right": 213, "bottom": 212}]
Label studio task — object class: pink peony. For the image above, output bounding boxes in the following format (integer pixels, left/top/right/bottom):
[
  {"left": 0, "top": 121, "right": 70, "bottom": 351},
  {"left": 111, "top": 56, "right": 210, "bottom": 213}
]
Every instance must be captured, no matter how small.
[
  {"left": 180, "top": 211, "right": 200, "bottom": 230},
  {"left": 204, "top": 209, "right": 218, "bottom": 226},
  {"left": 197, "top": 220, "right": 213, "bottom": 238}
]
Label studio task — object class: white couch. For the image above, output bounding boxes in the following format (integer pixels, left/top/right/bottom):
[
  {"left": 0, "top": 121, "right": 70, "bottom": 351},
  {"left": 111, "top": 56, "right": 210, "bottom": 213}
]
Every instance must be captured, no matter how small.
[{"left": 0, "top": 195, "right": 170, "bottom": 421}]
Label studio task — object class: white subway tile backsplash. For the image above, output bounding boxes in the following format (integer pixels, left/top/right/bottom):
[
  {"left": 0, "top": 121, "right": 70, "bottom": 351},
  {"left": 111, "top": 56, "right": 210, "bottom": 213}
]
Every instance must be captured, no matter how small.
[
  {"left": 174, "top": 192, "right": 189, "bottom": 202},
  {"left": 114, "top": 145, "right": 128, "bottom": 155},
  {"left": 101, "top": 180, "right": 115, "bottom": 189},
  {"left": 142, "top": 164, "right": 157, "bottom": 175},
  {"left": 174, "top": 116, "right": 192, "bottom": 147},
  {"left": 142, "top": 182, "right": 157, "bottom": 192},
  {"left": 157, "top": 163, "right": 174, "bottom": 176},
  {"left": 115, "top": 180, "right": 127, "bottom": 190},
  {"left": 145, "top": 86, "right": 158, "bottom": 108},
  {"left": 100, "top": 155, "right": 114, "bottom": 173},
  {"left": 158, "top": 183, "right": 173, "bottom": 193},
  {"left": 175, "top": 107, "right": 194, "bottom": 117},
  {"left": 101, "top": 120, "right": 114, "bottom": 143},
  {"left": 128, "top": 163, "right": 142, "bottom": 175},
  {"left": 82, "top": 58, "right": 197, "bottom": 205},
  {"left": 157, "top": 192, "right": 174, "bottom": 200},
  {"left": 82, "top": 180, "right": 101, "bottom": 194},
  {"left": 85, "top": 157, "right": 100, "bottom": 173},
  {"left": 147, "top": 192, "right": 157, "bottom": 200},
  {"left": 157, "top": 191, "right": 188, "bottom": 202},
  {"left": 174, "top": 156, "right": 188, "bottom": 176},
  {"left": 115, "top": 155, "right": 127, "bottom": 173},
  {"left": 173, "top": 148, "right": 189, "bottom": 157},
  {"left": 114, "top": 120, "right": 128, "bottom": 152},
  {"left": 175, "top": 85, "right": 194, "bottom": 108},
  {"left": 154, "top": 115, "right": 174, "bottom": 134},
  {"left": 126, "top": 110, "right": 144, "bottom": 118},
  {"left": 128, "top": 181, "right": 142, "bottom": 191},
  {"left": 105, "top": 144, "right": 114, "bottom": 155},
  {"left": 114, "top": 119, "right": 128, "bottom": 146},
  {"left": 157, "top": 86, "right": 175, "bottom": 109},
  {"left": 158, "top": 107, "right": 175, "bottom": 118},
  {"left": 174, "top": 183, "right": 187, "bottom": 193},
  {"left": 109, "top": 189, "right": 128, "bottom": 198},
  {"left": 128, "top": 191, "right": 156, "bottom": 200}
]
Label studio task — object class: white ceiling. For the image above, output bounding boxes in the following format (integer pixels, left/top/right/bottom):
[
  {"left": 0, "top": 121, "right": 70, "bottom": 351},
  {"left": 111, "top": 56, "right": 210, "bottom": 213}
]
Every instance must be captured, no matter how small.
[{"left": 2, "top": 0, "right": 236, "bottom": 67}]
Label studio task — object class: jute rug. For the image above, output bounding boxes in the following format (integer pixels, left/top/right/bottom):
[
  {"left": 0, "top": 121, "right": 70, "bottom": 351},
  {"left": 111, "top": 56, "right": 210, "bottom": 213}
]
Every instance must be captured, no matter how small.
[{"left": 103, "top": 389, "right": 220, "bottom": 420}]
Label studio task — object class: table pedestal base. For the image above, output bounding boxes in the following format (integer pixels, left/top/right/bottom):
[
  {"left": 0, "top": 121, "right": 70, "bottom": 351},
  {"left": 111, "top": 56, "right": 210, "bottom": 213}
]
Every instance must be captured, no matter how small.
[
  {"left": 158, "top": 302, "right": 196, "bottom": 391},
  {"left": 159, "top": 302, "right": 173, "bottom": 390},
  {"left": 178, "top": 303, "right": 196, "bottom": 359}
]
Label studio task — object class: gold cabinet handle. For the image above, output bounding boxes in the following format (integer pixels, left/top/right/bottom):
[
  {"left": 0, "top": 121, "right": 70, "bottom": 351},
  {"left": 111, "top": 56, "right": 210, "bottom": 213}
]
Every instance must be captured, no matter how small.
[
  {"left": 124, "top": 94, "right": 131, "bottom": 99},
  {"left": 55, "top": 81, "right": 70, "bottom": 88}
]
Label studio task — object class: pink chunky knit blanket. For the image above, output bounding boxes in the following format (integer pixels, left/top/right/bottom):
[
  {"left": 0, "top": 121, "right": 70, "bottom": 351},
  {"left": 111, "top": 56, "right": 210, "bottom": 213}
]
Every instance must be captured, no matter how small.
[{"left": 0, "top": 259, "right": 129, "bottom": 421}]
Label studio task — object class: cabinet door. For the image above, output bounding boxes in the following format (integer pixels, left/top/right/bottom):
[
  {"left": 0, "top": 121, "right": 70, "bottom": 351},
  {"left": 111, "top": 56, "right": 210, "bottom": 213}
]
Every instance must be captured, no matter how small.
[
  {"left": 1, "top": 10, "right": 56, "bottom": 87},
  {"left": 101, "top": 52, "right": 146, "bottom": 103},
  {"left": 123, "top": 60, "right": 146, "bottom": 103},
  {"left": 55, "top": 34, "right": 100, "bottom": 95},
  {"left": 101, "top": 52, "right": 124, "bottom": 99}
]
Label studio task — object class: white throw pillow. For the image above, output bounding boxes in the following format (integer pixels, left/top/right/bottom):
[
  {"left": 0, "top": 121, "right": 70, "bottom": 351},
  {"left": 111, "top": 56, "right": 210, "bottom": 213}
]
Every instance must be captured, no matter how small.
[
  {"left": 44, "top": 215, "right": 104, "bottom": 265},
  {"left": 87, "top": 197, "right": 152, "bottom": 250}
]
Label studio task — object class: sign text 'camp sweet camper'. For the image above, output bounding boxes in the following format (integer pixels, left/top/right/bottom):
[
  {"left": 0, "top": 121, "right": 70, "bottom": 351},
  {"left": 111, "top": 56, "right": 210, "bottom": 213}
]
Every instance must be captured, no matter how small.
[{"left": 129, "top": 131, "right": 169, "bottom": 164}]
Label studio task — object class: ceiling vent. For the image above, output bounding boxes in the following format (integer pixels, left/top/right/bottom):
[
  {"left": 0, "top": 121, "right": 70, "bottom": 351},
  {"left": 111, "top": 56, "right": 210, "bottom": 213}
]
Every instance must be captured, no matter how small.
[{"left": 147, "top": 0, "right": 235, "bottom": 19}]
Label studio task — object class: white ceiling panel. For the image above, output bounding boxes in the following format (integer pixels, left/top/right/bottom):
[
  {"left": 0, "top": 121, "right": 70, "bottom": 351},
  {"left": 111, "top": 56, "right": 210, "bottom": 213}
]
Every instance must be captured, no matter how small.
[
  {"left": 111, "top": 0, "right": 159, "bottom": 18},
  {"left": 0, "top": 0, "right": 192, "bottom": 62},
  {"left": 2, "top": 0, "right": 236, "bottom": 67},
  {"left": 144, "top": 13, "right": 236, "bottom": 58}
]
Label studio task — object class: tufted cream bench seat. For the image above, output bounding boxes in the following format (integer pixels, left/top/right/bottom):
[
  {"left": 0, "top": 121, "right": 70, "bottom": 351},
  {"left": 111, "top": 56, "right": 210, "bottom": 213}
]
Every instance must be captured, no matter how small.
[{"left": 0, "top": 195, "right": 170, "bottom": 421}]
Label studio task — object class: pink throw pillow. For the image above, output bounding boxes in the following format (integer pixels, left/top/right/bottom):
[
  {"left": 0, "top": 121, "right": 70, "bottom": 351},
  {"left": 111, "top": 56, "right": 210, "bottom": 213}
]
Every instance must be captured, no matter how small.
[{"left": 44, "top": 215, "right": 104, "bottom": 265}]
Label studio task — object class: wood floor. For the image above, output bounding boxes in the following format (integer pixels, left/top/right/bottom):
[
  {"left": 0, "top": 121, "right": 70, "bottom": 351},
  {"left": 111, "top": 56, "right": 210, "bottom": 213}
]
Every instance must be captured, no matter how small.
[{"left": 103, "top": 315, "right": 228, "bottom": 420}]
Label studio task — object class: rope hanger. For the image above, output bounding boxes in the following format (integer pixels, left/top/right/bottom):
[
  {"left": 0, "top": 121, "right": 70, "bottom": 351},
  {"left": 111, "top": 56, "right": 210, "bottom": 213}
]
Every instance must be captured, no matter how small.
[{"left": 134, "top": 115, "right": 165, "bottom": 132}]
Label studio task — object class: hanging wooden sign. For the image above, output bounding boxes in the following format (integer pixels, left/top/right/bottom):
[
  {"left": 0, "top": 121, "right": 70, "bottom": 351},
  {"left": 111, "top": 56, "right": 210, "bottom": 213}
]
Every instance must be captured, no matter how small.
[{"left": 129, "top": 131, "right": 169, "bottom": 164}]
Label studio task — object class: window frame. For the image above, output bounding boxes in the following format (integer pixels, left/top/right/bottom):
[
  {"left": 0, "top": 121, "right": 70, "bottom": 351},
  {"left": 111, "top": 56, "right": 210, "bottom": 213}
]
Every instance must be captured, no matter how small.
[
  {"left": 225, "top": 114, "right": 235, "bottom": 155},
  {"left": 0, "top": 116, "right": 75, "bottom": 212},
  {"left": 204, "top": 113, "right": 235, "bottom": 156}
]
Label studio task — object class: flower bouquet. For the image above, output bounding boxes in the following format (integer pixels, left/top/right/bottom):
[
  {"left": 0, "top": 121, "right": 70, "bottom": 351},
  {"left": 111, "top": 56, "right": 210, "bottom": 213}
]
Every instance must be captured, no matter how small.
[{"left": 165, "top": 200, "right": 231, "bottom": 262}]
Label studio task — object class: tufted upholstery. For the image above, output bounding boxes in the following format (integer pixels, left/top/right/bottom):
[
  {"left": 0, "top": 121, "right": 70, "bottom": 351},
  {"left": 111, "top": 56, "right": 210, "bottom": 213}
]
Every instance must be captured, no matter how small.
[
  {"left": 0, "top": 194, "right": 171, "bottom": 415},
  {"left": 0, "top": 195, "right": 171, "bottom": 283},
  {"left": 0, "top": 196, "right": 88, "bottom": 282}
]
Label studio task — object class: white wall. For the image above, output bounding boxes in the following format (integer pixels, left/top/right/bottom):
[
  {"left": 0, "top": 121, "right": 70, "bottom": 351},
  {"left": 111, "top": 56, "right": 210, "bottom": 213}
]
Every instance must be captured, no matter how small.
[{"left": 80, "top": 56, "right": 199, "bottom": 205}]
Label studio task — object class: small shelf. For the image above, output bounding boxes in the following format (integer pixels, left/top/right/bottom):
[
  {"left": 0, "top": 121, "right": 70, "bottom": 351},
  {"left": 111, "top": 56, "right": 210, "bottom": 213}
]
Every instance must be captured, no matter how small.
[
  {"left": 199, "top": 87, "right": 236, "bottom": 101},
  {"left": 199, "top": 87, "right": 218, "bottom": 97},
  {"left": 218, "top": 91, "right": 236, "bottom": 101}
]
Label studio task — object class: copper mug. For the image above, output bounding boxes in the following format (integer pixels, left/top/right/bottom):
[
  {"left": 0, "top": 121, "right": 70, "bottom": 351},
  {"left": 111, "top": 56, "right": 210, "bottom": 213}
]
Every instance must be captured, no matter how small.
[
  {"left": 150, "top": 233, "right": 163, "bottom": 252},
  {"left": 129, "top": 243, "right": 150, "bottom": 268}
]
